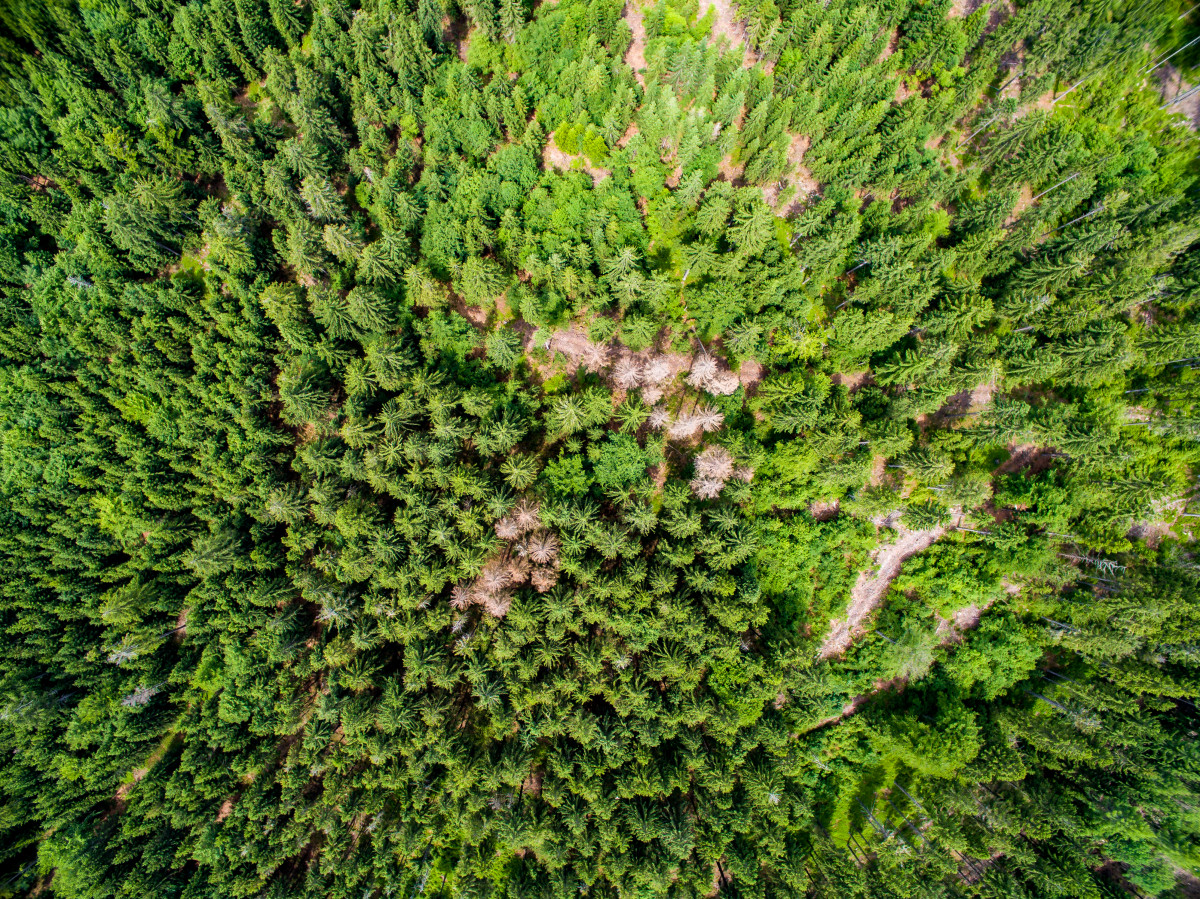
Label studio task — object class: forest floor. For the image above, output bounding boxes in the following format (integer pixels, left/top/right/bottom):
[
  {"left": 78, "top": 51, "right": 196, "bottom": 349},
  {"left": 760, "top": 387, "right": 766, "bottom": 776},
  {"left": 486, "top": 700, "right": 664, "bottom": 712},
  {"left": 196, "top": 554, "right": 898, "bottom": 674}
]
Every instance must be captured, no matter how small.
[
  {"left": 937, "top": 601, "right": 988, "bottom": 639},
  {"left": 947, "top": 0, "right": 985, "bottom": 16},
  {"left": 762, "top": 134, "right": 820, "bottom": 213},
  {"left": 818, "top": 515, "right": 960, "bottom": 658},
  {"left": 698, "top": 0, "right": 753, "bottom": 67},
  {"left": 542, "top": 135, "right": 612, "bottom": 184},
  {"left": 623, "top": 1, "right": 648, "bottom": 87},
  {"left": 808, "top": 595, "right": 989, "bottom": 734},
  {"left": 1157, "top": 65, "right": 1200, "bottom": 130}
]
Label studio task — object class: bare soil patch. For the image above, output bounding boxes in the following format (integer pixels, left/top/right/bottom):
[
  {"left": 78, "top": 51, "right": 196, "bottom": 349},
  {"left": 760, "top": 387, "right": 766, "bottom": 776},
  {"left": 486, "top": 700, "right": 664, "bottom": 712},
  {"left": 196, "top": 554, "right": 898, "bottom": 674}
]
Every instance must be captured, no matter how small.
[
  {"left": 831, "top": 370, "right": 873, "bottom": 393},
  {"left": 717, "top": 153, "right": 746, "bottom": 183},
  {"left": 953, "top": 603, "right": 985, "bottom": 630},
  {"left": 442, "top": 289, "right": 492, "bottom": 330},
  {"left": 441, "top": 15, "right": 469, "bottom": 57},
  {"left": 623, "top": 1, "right": 648, "bottom": 87},
  {"left": 936, "top": 601, "right": 989, "bottom": 642},
  {"left": 927, "top": 380, "right": 993, "bottom": 429},
  {"left": 700, "top": 0, "right": 747, "bottom": 53},
  {"left": 997, "top": 46, "right": 1024, "bottom": 99},
  {"left": 948, "top": 0, "right": 984, "bottom": 16},
  {"left": 765, "top": 133, "right": 819, "bottom": 209},
  {"left": 984, "top": 1, "right": 1012, "bottom": 36},
  {"left": 809, "top": 499, "right": 840, "bottom": 521},
  {"left": 736, "top": 357, "right": 764, "bottom": 390},
  {"left": 1004, "top": 183, "right": 1034, "bottom": 226},
  {"left": 521, "top": 768, "right": 544, "bottom": 797},
  {"left": 1128, "top": 497, "right": 1188, "bottom": 546},
  {"left": 297, "top": 421, "right": 319, "bottom": 444},
  {"left": 1158, "top": 65, "right": 1200, "bottom": 131},
  {"left": 878, "top": 27, "right": 901, "bottom": 63},
  {"left": 993, "top": 443, "right": 1059, "bottom": 477},
  {"left": 819, "top": 517, "right": 957, "bottom": 659},
  {"left": 867, "top": 453, "right": 889, "bottom": 488},
  {"left": 542, "top": 133, "right": 612, "bottom": 184}
]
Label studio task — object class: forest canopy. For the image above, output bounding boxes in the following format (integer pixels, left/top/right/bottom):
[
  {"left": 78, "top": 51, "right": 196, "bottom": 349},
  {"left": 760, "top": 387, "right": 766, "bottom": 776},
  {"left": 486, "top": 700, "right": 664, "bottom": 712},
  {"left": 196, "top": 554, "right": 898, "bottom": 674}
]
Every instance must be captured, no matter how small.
[{"left": 1, "top": 0, "right": 1200, "bottom": 897}]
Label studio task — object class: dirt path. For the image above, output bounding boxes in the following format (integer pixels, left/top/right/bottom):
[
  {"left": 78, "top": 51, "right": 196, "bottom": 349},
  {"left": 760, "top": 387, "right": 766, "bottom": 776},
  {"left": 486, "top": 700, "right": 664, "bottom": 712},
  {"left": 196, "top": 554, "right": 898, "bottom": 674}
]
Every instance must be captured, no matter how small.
[
  {"left": 818, "top": 521, "right": 952, "bottom": 659},
  {"left": 623, "top": 1, "right": 647, "bottom": 87}
]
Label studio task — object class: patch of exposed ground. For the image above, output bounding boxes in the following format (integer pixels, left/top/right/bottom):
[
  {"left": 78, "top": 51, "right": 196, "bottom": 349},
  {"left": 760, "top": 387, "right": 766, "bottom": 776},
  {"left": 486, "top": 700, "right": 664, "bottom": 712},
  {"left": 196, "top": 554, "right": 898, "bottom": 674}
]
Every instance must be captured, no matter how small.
[
  {"left": 997, "top": 46, "right": 1024, "bottom": 99},
  {"left": 831, "top": 370, "right": 873, "bottom": 393},
  {"left": 808, "top": 593, "right": 991, "bottom": 735},
  {"left": 297, "top": 421, "right": 319, "bottom": 444},
  {"left": 735, "top": 357, "right": 764, "bottom": 390},
  {"left": 819, "top": 515, "right": 959, "bottom": 659},
  {"left": 456, "top": 295, "right": 491, "bottom": 328},
  {"left": 232, "top": 88, "right": 256, "bottom": 116},
  {"left": 1128, "top": 520, "right": 1178, "bottom": 546},
  {"left": 521, "top": 768, "right": 544, "bottom": 797},
  {"left": 717, "top": 153, "right": 746, "bottom": 183},
  {"left": 1004, "top": 183, "right": 1034, "bottom": 226},
  {"left": 706, "top": 860, "right": 729, "bottom": 898},
  {"left": 953, "top": 603, "right": 985, "bottom": 629},
  {"left": 808, "top": 694, "right": 870, "bottom": 733},
  {"left": 926, "top": 380, "right": 994, "bottom": 429},
  {"left": 1157, "top": 65, "right": 1200, "bottom": 131},
  {"left": 699, "top": 0, "right": 747, "bottom": 55},
  {"left": 763, "top": 133, "right": 820, "bottom": 212},
  {"left": 935, "top": 601, "right": 990, "bottom": 642},
  {"left": 984, "top": 1, "right": 1012, "bottom": 36},
  {"left": 649, "top": 462, "right": 669, "bottom": 492},
  {"left": 993, "top": 443, "right": 1060, "bottom": 476},
  {"left": 623, "top": 1, "right": 647, "bottom": 87},
  {"left": 1173, "top": 869, "right": 1200, "bottom": 899},
  {"left": 117, "top": 730, "right": 179, "bottom": 804},
  {"left": 1128, "top": 497, "right": 1188, "bottom": 546},
  {"left": 947, "top": 0, "right": 984, "bottom": 16},
  {"left": 877, "top": 27, "right": 901, "bottom": 63},
  {"left": 867, "top": 454, "right": 889, "bottom": 488},
  {"left": 442, "top": 15, "right": 469, "bottom": 57},
  {"left": 542, "top": 134, "right": 612, "bottom": 184},
  {"left": 809, "top": 499, "right": 840, "bottom": 521}
]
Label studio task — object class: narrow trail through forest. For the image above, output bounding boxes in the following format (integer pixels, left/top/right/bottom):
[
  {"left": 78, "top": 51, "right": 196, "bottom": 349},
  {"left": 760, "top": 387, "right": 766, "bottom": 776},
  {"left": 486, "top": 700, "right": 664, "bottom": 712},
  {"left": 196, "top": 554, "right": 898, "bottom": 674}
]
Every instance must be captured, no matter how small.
[
  {"left": 808, "top": 595, "right": 990, "bottom": 735},
  {"left": 623, "top": 1, "right": 647, "bottom": 86},
  {"left": 818, "top": 517, "right": 959, "bottom": 658}
]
